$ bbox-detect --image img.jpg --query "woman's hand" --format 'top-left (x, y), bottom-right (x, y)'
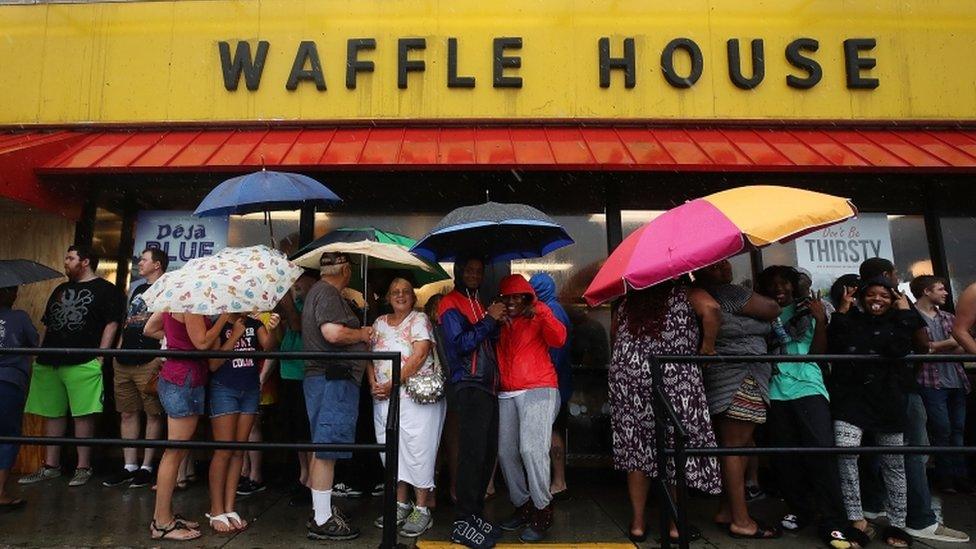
top-left (266, 313), bottom-right (281, 331)
top-left (893, 289), bottom-right (911, 310)
top-left (838, 286), bottom-right (857, 313)
top-left (371, 380), bottom-right (392, 401)
top-left (809, 291), bottom-right (828, 323)
top-left (230, 317), bottom-right (247, 339)
top-left (699, 343), bottom-right (716, 356)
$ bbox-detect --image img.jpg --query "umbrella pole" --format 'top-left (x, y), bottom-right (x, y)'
top-left (362, 254), bottom-right (369, 325)
top-left (265, 211), bottom-right (277, 249)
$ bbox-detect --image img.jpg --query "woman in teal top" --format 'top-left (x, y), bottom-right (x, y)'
top-left (757, 266), bottom-right (853, 549)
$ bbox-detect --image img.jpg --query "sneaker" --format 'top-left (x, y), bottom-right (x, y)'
top-left (501, 502), bottom-right (533, 531)
top-left (519, 525), bottom-right (547, 543)
top-left (862, 510), bottom-right (887, 521)
top-left (68, 468), bottom-right (93, 487)
top-left (332, 482), bottom-right (363, 498)
top-left (400, 507), bottom-right (433, 537)
top-left (237, 478), bottom-right (266, 496)
top-left (289, 485), bottom-right (312, 507)
top-left (307, 505), bottom-right (360, 541)
top-left (129, 468), bottom-right (153, 488)
top-left (374, 502), bottom-right (412, 529)
top-left (18, 465), bottom-right (61, 485)
top-left (371, 482), bottom-right (385, 496)
top-left (904, 523), bottom-right (970, 543)
top-left (102, 468), bottom-right (135, 487)
top-left (745, 484), bottom-right (766, 502)
top-left (451, 517), bottom-right (495, 549)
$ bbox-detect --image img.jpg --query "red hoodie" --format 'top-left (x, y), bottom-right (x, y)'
top-left (496, 275), bottom-right (567, 392)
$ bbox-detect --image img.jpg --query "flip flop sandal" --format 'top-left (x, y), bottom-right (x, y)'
top-left (825, 529), bottom-right (855, 549)
top-left (225, 511), bottom-right (248, 531)
top-left (0, 498), bottom-right (26, 512)
top-left (846, 524), bottom-right (874, 548)
top-left (728, 520), bottom-right (783, 539)
top-left (150, 519), bottom-right (202, 541)
top-left (661, 525), bottom-right (702, 544)
top-left (173, 514), bottom-right (200, 530)
top-left (628, 527), bottom-right (647, 543)
top-left (781, 513), bottom-right (808, 532)
top-left (206, 513), bottom-right (235, 535)
top-left (881, 526), bottom-right (912, 548)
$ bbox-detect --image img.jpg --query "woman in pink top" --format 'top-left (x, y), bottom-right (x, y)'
top-left (144, 311), bottom-right (227, 541)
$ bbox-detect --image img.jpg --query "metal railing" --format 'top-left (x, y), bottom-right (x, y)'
top-left (650, 353), bottom-right (976, 549)
top-left (0, 347), bottom-right (403, 549)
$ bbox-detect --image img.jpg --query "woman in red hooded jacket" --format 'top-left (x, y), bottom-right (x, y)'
top-left (494, 274), bottom-right (567, 543)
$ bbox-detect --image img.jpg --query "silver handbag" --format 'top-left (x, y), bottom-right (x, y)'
top-left (404, 368), bottom-right (445, 404)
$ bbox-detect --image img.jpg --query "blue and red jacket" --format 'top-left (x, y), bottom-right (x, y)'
top-left (437, 287), bottom-right (499, 394)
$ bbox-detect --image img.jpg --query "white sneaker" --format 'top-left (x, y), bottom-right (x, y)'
top-left (332, 483), bottom-right (363, 498)
top-left (904, 523), bottom-right (970, 543)
top-left (18, 465), bottom-right (61, 484)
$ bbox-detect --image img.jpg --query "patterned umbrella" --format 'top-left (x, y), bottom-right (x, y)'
top-left (143, 245), bottom-right (303, 314)
top-left (584, 185), bottom-right (858, 306)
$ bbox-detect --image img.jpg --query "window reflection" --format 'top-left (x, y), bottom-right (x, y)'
top-left (940, 217), bottom-right (976, 300)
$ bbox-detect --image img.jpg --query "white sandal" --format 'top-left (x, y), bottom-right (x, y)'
top-left (206, 512), bottom-right (234, 534)
top-left (225, 511), bottom-right (248, 531)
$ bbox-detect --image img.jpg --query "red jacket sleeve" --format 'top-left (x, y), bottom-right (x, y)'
top-left (535, 302), bottom-right (567, 349)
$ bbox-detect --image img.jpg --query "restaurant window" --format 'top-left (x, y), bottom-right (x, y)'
top-left (622, 210), bottom-right (754, 286)
top-left (940, 216), bottom-right (976, 300)
top-left (761, 214), bottom-right (931, 296)
top-left (93, 207), bottom-right (122, 285)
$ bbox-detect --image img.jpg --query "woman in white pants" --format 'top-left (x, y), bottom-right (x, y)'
top-left (369, 278), bottom-right (446, 538)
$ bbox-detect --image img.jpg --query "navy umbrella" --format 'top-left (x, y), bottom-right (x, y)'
top-left (410, 202), bottom-right (574, 263)
top-left (194, 169), bottom-right (342, 246)
top-left (0, 259), bottom-right (63, 287)
top-left (194, 169), bottom-right (341, 217)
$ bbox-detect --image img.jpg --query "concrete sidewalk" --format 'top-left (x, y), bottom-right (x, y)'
top-left (1, 469), bottom-right (973, 548)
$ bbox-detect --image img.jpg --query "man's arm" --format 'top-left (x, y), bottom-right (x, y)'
top-left (321, 322), bottom-right (371, 345)
top-left (952, 284), bottom-right (976, 354)
top-left (100, 322), bottom-right (119, 350)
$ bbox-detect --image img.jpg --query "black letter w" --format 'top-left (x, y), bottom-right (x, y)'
top-left (218, 41), bottom-right (269, 91)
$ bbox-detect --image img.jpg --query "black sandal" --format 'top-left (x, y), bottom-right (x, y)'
top-left (150, 519), bottom-right (201, 541)
top-left (781, 513), bottom-right (808, 532)
top-left (881, 526), bottom-right (912, 548)
top-left (728, 520), bottom-right (782, 539)
top-left (662, 525), bottom-right (702, 544)
top-left (823, 528), bottom-right (855, 549)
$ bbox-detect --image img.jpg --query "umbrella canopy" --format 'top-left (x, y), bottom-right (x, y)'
top-left (410, 201), bottom-right (574, 263)
top-left (583, 186), bottom-right (858, 306)
top-left (0, 259), bottom-right (63, 287)
top-left (291, 227), bottom-right (450, 288)
top-left (194, 169), bottom-right (342, 217)
top-left (143, 245), bottom-right (303, 314)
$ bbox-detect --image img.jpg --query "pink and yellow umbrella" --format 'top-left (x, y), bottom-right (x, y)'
top-left (584, 186), bottom-right (857, 306)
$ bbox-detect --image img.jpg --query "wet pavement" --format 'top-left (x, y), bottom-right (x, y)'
top-left (1, 468), bottom-right (974, 548)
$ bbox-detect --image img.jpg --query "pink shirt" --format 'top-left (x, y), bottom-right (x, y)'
top-left (160, 313), bottom-right (210, 387)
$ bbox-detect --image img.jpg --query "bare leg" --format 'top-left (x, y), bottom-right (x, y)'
top-left (43, 416), bottom-right (67, 468)
top-left (714, 416), bottom-right (759, 536)
top-left (208, 413), bottom-right (237, 532)
top-left (309, 456), bottom-right (336, 491)
top-left (120, 411), bottom-right (141, 466)
top-left (246, 421), bottom-right (262, 483)
top-left (299, 451), bottom-right (310, 485)
top-left (225, 413), bottom-right (256, 530)
top-left (73, 415), bottom-right (97, 469)
top-left (550, 429), bottom-right (567, 494)
top-left (0, 469), bottom-right (20, 504)
top-left (153, 415), bottom-right (200, 527)
top-left (398, 481), bottom-right (411, 505)
top-left (627, 471), bottom-right (650, 537)
top-left (414, 484), bottom-right (431, 508)
top-left (143, 414), bottom-right (164, 467)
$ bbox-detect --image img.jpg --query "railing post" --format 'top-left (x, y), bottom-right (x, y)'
top-left (651, 354), bottom-right (671, 549)
top-left (674, 426), bottom-right (690, 549)
top-left (379, 353), bottom-right (402, 549)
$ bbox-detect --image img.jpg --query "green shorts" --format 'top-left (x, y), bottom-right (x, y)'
top-left (24, 359), bottom-right (104, 418)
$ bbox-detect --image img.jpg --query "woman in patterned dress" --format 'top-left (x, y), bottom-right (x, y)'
top-left (609, 279), bottom-right (723, 543)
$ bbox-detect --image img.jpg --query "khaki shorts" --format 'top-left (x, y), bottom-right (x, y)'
top-left (114, 359), bottom-right (163, 415)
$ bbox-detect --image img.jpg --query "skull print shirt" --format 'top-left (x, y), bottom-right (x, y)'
top-left (40, 278), bottom-right (125, 366)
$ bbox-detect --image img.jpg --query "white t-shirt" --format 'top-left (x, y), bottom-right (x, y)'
top-left (371, 311), bottom-right (435, 384)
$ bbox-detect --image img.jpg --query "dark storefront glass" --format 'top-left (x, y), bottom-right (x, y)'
top-left (941, 216), bottom-right (976, 300)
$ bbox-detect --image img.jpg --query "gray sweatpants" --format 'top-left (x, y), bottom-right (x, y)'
top-left (498, 387), bottom-right (561, 510)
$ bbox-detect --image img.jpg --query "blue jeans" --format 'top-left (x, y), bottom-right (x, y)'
top-left (919, 386), bottom-right (968, 482)
top-left (208, 380), bottom-right (260, 418)
top-left (157, 376), bottom-right (206, 418)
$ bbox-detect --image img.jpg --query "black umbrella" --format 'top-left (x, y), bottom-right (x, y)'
top-left (410, 201), bottom-right (574, 263)
top-left (0, 259), bottom-right (63, 287)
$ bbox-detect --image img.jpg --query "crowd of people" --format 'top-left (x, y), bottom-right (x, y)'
top-left (611, 257), bottom-right (976, 548)
top-left (1, 244), bottom-right (976, 549)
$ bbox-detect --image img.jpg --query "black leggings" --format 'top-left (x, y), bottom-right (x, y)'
top-left (454, 387), bottom-right (499, 519)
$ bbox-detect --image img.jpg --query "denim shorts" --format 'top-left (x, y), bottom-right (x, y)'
top-left (208, 380), bottom-right (260, 418)
top-left (303, 375), bottom-right (359, 460)
top-left (157, 376), bottom-right (206, 418)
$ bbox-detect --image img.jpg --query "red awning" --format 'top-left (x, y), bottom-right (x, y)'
top-left (0, 130), bottom-right (90, 218)
top-left (21, 126), bottom-right (976, 173)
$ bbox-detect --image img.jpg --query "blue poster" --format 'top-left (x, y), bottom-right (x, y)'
top-left (132, 210), bottom-right (229, 275)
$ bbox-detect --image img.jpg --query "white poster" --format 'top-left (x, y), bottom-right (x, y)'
top-left (795, 213), bottom-right (893, 292)
top-left (132, 211), bottom-right (229, 276)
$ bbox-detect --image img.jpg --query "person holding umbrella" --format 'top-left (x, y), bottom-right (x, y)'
top-left (0, 284), bottom-right (39, 511)
top-left (438, 255), bottom-right (507, 549)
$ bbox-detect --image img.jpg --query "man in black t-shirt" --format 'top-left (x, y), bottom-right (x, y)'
top-left (20, 245), bottom-right (124, 488)
top-left (103, 248), bottom-right (168, 489)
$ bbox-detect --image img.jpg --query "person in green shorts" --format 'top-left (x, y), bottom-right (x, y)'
top-left (19, 245), bottom-right (125, 488)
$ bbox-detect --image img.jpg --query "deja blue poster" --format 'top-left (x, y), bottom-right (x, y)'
top-left (132, 210), bottom-right (229, 275)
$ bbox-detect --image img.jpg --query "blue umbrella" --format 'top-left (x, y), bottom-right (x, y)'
top-left (410, 201), bottom-right (574, 263)
top-left (194, 169), bottom-right (341, 217)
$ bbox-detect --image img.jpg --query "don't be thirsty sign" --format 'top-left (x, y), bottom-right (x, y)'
top-left (795, 213), bottom-right (894, 292)
top-left (132, 211), bottom-right (229, 275)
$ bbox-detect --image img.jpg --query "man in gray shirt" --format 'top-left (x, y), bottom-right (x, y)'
top-left (302, 252), bottom-right (373, 541)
